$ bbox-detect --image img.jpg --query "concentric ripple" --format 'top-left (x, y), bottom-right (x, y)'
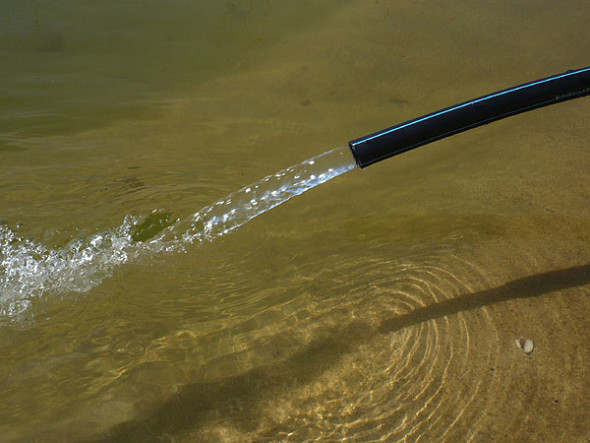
top-left (197, 243), bottom-right (586, 443)
top-left (252, 251), bottom-right (496, 443)
top-left (71, 247), bottom-right (498, 442)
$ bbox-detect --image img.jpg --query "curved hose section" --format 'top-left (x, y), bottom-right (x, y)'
top-left (349, 66), bottom-right (590, 168)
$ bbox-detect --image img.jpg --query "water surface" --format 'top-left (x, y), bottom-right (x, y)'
top-left (1, 0), bottom-right (589, 441)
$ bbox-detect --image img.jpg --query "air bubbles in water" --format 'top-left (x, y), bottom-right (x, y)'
top-left (0, 147), bottom-right (356, 318)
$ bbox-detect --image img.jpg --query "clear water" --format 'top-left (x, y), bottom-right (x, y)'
top-left (1, 1), bottom-right (589, 442)
top-left (1, 148), bottom-right (354, 318)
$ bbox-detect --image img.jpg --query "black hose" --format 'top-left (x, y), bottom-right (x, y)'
top-left (349, 66), bottom-right (590, 168)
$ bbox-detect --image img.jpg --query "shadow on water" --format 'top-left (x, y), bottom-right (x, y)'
top-left (88, 263), bottom-right (590, 442)
top-left (379, 263), bottom-right (590, 334)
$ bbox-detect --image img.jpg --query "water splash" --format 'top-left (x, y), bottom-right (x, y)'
top-left (0, 147), bottom-right (355, 318)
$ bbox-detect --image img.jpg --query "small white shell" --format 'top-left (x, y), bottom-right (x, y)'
top-left (515, 338), bottom-right (534, 354)
top-left (523, 339), bottom-right (534, 354)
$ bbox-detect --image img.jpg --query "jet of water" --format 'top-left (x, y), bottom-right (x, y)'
top-left (178, 146), bottom-right (355, 243)
top-left (0, 147), bottom-right (356, 318)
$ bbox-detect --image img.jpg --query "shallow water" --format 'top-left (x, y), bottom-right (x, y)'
top-left (1, 0), bottom-right (589, 441)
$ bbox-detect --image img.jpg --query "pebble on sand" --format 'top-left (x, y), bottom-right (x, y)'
top-left (515, 338), bottom-right (534, 354)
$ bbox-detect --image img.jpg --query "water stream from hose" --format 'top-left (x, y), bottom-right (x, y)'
top-left (0, 147), bottom-right (356, 318)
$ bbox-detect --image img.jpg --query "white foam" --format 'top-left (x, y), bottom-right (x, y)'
top-left (0, 218), bottom-right (138, 317)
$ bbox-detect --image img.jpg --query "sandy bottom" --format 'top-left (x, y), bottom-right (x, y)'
top-left (1, 0), bottom-right (589, 442)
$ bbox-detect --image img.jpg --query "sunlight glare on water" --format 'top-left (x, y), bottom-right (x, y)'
top-left (0, 147), bottom-right (355, 318)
